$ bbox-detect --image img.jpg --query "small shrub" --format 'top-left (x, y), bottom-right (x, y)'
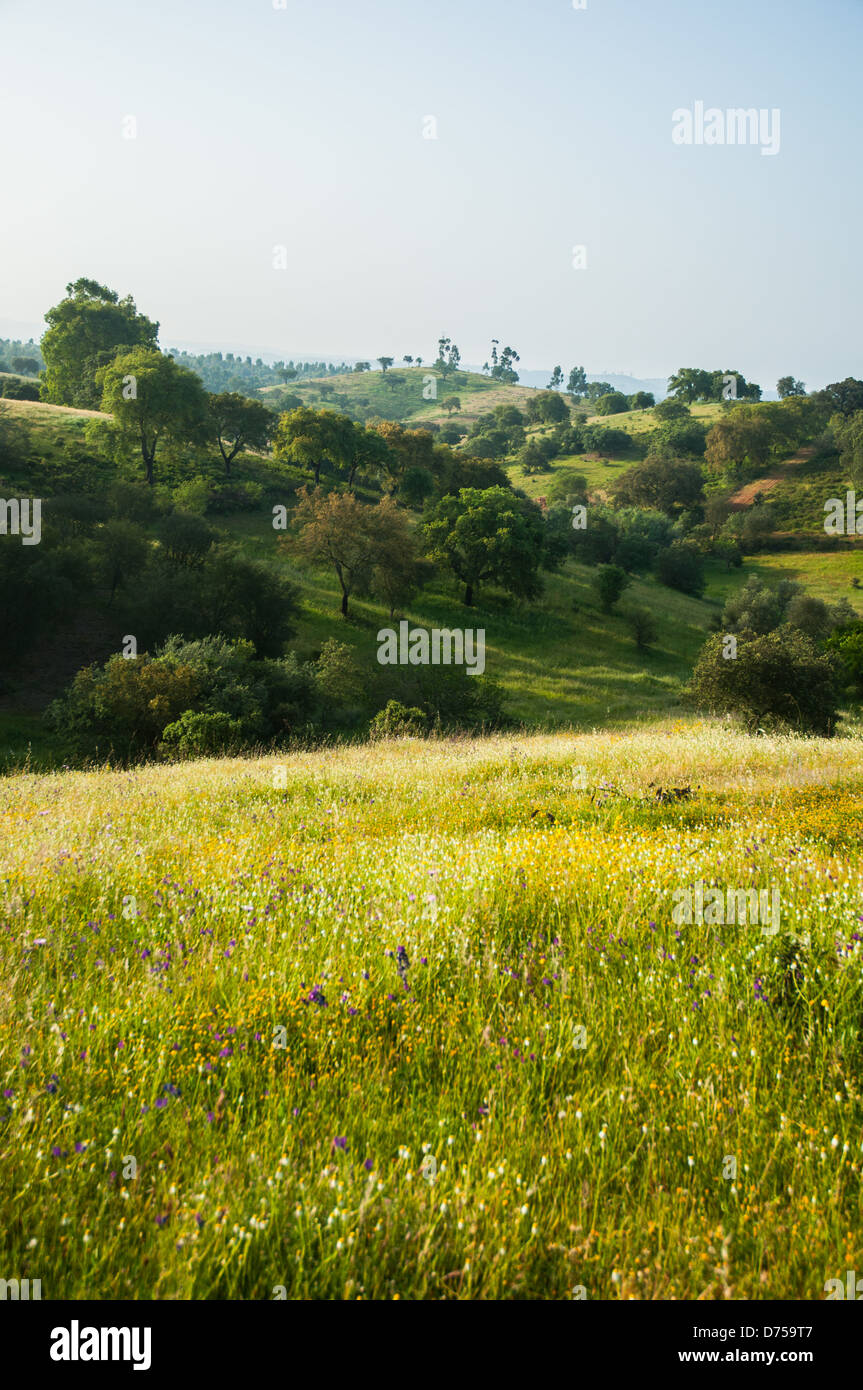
top-left (172, 477), bottom-right (212, 515)
top-left (158, 511), bottom-right (215, 567)
top-left (623, 605), bottom-right (659, 650)
top-left (160, 710), bottom-right (245, 758)
top-left (370, 700), bottom-right (429, 738)
top-left (592, 564), bottom-right (631, 612)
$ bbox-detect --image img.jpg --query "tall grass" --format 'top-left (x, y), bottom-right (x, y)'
top-left (2, 723), bottom-right (862, 1298)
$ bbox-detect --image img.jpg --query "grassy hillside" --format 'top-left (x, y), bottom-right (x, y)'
top-left (0, 397), bottom-right (106, 494)
top-left (225, 507), bottom-right (725, 725)
top-left (3, 726), bottom-right (863, 1298)
top-left (3, 395), bottom-right (862, 773)
top-left (584, 401), bottom-right (725, 433)
top-left (261, 366), bottom-right (542, 427)
top-left (510, 450), bottom-right (632, 496)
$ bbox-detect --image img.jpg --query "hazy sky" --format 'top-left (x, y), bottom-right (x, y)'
top-left (1, 0), bottom-right (860, 386)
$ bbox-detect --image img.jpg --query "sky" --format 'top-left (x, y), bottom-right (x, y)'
top-left (1, 0), bottom-right (861, 388)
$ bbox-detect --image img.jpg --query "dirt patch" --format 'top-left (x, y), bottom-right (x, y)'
top-left (728, 446), bottom-right (816, 510)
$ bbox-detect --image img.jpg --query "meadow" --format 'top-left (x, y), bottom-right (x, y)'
top-left (2, 723), bottom-right (863, 1300)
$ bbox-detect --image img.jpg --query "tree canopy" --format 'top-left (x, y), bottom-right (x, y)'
top-left (97, 347), bottom-right (208, 485)
top-left (290, 487), bottom-right (415, 617)
top-left (208, 393), bottom-right (275, 475)
top-left (42, 278), bottom-right (159, 408)
top-left (423, 486), bottom-right (545, 606)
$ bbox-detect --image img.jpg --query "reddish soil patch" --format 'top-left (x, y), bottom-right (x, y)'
top-left (728, 446), bottom-right (816, 510)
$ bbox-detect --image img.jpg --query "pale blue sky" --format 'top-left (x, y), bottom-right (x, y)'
top-left (1, 0), bottom-right (860, 388)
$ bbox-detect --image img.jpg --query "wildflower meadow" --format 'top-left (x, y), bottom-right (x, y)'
top-left (2, 722), bottom-right (863, 1300)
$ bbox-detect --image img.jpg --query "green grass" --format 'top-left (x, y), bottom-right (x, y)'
top-left (748, 551), bottom-right (863, 604)
top-left (584, 401), bottom-right (725, 434)
top-left (261, 367), bottom-right (538, 428)
top-left (5, 397), bottom-right (861, 745)
top-left (221, 506), bottom-right (737, 726)
top-left (0, 398), bottom-right (109, 493)
top-left (509, 451), bottom-right (637, 498)
top-left (3, 725), bottom-right (863, 1298)
top-left (700, 550), bottom-right (863, 614)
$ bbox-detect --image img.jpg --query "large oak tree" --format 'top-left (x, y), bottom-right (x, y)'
top-left (41, 279), bottom-right (159, 408)
top-left (98, 347), bottom-right (209, 486)
top-left (289, 487), bottom-right (416, 618)
top-left (208, 392), bottom-right (275, 475)
top-left (423, 485), bottom-right (545, 606)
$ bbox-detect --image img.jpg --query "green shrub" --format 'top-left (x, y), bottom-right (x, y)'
top-left (157, 511), bottom-right (215, 566)
top-left (118, 543), bottom-right (299, 656)
top-left (686, 626), bottom-right (840, 734)
top-left (623, 605), bottom-right (659, 649)
top-left (47, 651), bottom-right (201, 756)
top-left (369, 700), bottom-right (429, 738)
top-left (545, 470), bottom-right (588, 506)
top-left (400, 466), bottom-right (436, 509)
top-left (593, 392), bottom-right (629, 416)
top-left (47, 635), bottom-right (322, 760)
top-left (106, 480), bottom-right (162, 525)
top-left (316, 636), bottom-right (366, 711)
top-left (160, 710), bottom-right (245, 757)
top-left (373, 662), bottom-right (507, 732)
top-left (172, 476), bottom-right (212, 515)
top-left (826, 621), bottom-right (863, 694)
top-left (655, 541), bottom-right (705, 596)
top-left (651, 420), bottom-right (707, 457)
top-left (592, 563), bottom-right (631, 611)
top-left (0, 377), bottom-right (40, 400)
top-left (206, 480), bottom-right (264, 513)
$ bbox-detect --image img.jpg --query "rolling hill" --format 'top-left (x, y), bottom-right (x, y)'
top-left (2, 391), bottom-right (863, 771)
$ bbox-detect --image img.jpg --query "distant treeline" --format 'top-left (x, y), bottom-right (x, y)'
top-left (163, 351), bottom-right (354, 394)
top-left (0, 334), bottom-right (354, 397)
top-left (0, 337), bottom-right (44, 375)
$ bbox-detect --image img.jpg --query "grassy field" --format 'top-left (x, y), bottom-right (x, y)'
top-left (509, 450), bottom-right (635, 497)
top-left (584, 401), bottom-right (725, 433)
top-left (260, 366), bottom-right (541, 428)
top-left (705, 550), bottom-right (863, 610)
top-left (2, 724), bottom-right (863, 1299)
top-left (222, 506), bottom-right (727, 727)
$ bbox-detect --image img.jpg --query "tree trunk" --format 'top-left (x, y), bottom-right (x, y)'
top-left (464, 582), bottom-right (474, 605)
top-left (335, 563), bottom-right (349, 617)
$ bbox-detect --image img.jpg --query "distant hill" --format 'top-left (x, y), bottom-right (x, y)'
top-left (478, 367), bottom-right (669, 399)
top-left (259, 366), bottom-right (546, 427)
